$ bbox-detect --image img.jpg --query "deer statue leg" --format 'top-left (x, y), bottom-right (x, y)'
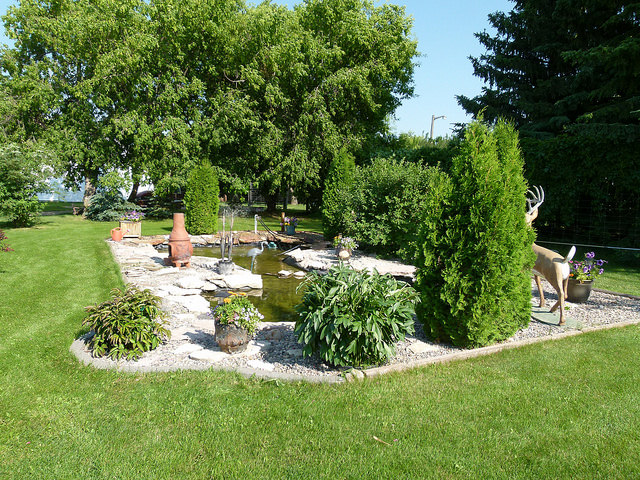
top-left (534, 274), bottom-right (545, 308)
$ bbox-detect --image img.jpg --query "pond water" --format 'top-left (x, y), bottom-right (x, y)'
top-left (193, 245), bottom-right (305, 323)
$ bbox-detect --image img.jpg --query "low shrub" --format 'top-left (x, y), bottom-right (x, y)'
top-left (294, 265), bottom-right (418, 367)
top-left (84, 190), bottom-right (138, 222)
top-left (343, 158), bottom-right (445, 263)
top-left (82, 286), bottom-right (170, 360)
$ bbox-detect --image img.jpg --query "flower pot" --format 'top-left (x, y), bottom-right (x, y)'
top-left (110, 227), bottom-right (123, 242)
top-left (285, 225), bottom-right (296, 235)
top-left (119, 220), bottom-right (142, 238)
top-left (337, 247), bottom-right (352, 260)
top-left (566, 279), bottom-right (594, 303)
top-left (215, 321), bottom-right (249, 354)
top-left (218, 259), bottom-right (234, 275)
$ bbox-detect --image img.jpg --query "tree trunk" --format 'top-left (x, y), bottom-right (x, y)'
top-left (265, 193), bottom-right (277, 212)
top-left (128, 182), bottom-right (139, 202)
top-left (82, 176), bottom-right (97, 209)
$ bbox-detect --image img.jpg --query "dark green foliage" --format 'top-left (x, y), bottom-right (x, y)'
top-left (322, 149), bottom-right (355, 240)
top-left (184, 164), bottom-right (220, 235)
top-left (294, 265), bottom-right (418, 367)
top-left (0, 143), bottom-right (46, 227)
top-left (415, 120), bottom-right (535, 348)
top-left (343, 158), bottom-right (445, 263)
top-left (82, 285), bottom-right (170, 360)
top-left (84, 191), bottom-right (137, 222)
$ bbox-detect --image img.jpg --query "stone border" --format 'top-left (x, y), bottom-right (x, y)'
top-left (70, 318), bottom-right (640, 384)
top-left (356, 318), bottom-right (640, 380)
top-left (69, 334), bottom-right (344, 384)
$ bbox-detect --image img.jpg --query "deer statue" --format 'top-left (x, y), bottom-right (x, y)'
top-left (526, 186), bottom-right (576, 326)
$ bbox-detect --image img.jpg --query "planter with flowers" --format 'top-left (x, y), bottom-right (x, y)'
top-left (567, 251), bottom-right (607, 303)
top-left (333, 234), bottom-right (358, 260)
top-left (212, 293), bottom-right (263, 353)
top-left (282, 216), bottom-right (298, 235)
top-left (120, 210), bottom-right (145, 238)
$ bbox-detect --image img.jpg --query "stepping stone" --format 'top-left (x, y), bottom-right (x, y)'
top-left (191, 319), bottom-right (214, 331)
top-left (408, 340), bottom-right (439, 354)
top-left (531, 306), bottom-right (580, 328)
top-left (177, 277), bottom-right (205, 290)
top-left (166, 295), bottom-right (211, 314)
top-left (174, 344), bottom-right (203, 355)
top-left (293, 271), bottom-right (306, 279)
top-left (286, 348), bottom-right (303, 358)
top-left (170, 326), bottom-right (198, 341)
top-left (247, 359), bottom-right (275, 371)
top-left (278, 270), bottom-right (293, 278)
top-left (190, 349), bottom-right (227, 362)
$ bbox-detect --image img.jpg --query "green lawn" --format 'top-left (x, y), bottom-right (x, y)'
top-left (1, 216), bottom-right (640, 478)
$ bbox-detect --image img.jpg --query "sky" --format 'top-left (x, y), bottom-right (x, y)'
top-left (0, 0), bottom-right (514, 138)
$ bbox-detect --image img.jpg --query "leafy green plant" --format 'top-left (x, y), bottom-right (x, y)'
top-left (82, 286), bottom-right (170, 360)
top-left (294, 265), bottom-right (418, 367)
top-left (84, 190), bottom-right (138, 222)
top-left (184, 164), bottom-right (220, 234)
top-left (211, 294), bottom-right (263, 336)
top-left (0, 230), bottom-right (12, 252)
top-left (415, 119), bottom-right (535, 348)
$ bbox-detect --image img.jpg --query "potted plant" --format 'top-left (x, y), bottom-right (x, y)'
top-left (281, 216), bottom-right (298, 235)
top-left (119, 210), bottom-right (145, 238)
top-left (333, 234), bottom-right (358, 260)
top-left (567, 251), bottom-right (607, 303)
top-left (211, 293), bottom-right (263, 353)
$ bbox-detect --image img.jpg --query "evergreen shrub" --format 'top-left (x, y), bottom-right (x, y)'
top-left (184, 164), bottom-right (220, 234)
top-left (322, 149), bottom-right (355, 240)
top-left (415, 119), bottom-right (535, 347)
top-left (84, 190), bottom-right (137, 221)
top-left (294, 265), bottom-right (418, 367)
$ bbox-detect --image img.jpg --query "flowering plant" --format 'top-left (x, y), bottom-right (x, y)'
top-left (0, 230), bottom-right (12, 252)
top-left (281, 216), bottom-right (298, 227)
top-left (569, 252), bottom-right (607, 283)
top-left (211, 293), bottom-right (262, 336)
top-left (121, 210), bottom-right (145, 222)
top-left (333, 234), bottom-right (358, 251)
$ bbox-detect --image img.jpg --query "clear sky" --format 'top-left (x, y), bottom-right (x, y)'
top-left (0, 0), bottom-right (514, 138)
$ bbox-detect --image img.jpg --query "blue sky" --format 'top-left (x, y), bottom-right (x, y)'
top-left (0, 0), bottom-right (514, 138)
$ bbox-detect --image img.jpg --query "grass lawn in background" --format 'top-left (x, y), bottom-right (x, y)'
top-left (1, 216), bottom-right (639, 478)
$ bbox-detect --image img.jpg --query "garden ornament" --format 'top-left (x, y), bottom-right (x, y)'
top-left (166, 213), bottom-right (193, 269)
top-left (247, 241), bottom-right (269, 272)
top-left (526, 186), bottom-right (576, 325)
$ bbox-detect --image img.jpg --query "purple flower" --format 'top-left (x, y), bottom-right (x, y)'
top-left (585, 252), bottom-right (595, 259)
top-left (583, 266), bottom-right (589, 274)
top-left (599, 269), bottom-right (604, 275)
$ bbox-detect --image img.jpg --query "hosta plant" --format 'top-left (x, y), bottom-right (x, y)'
top-left (83, 286), bottom-right (170, 360)
top-left (294, 265), bottom-right (418, 367)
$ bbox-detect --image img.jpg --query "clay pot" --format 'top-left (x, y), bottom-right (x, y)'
top-left (110, 227), bottom-right (123, 242)
top-left (566, 279), bottom-right (594, 303)
top-left (166, 213), bottom-right (193, 268)
top-left (215, 321), bottom-right (249, 354)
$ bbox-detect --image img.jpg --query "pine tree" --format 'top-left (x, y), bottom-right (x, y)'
top-left (321, 148), bottom-right (356, 241)
top-left (184, 164), bottom-right (220, 235)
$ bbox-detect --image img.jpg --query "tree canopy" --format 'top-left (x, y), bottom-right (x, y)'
top-left (457, 1), bottom-right (640, 137)
top-left (1, 0), bottom-right (418, 207)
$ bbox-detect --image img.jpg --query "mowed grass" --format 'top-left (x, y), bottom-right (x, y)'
top-left (1, 216), bottom-right (640, 478)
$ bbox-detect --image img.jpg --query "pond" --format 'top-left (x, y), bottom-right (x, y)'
top-left (193, 245), bottom-right (306, 323)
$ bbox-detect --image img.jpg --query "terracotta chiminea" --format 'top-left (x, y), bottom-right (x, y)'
top-left (166, 213), bottom-right (193, 268)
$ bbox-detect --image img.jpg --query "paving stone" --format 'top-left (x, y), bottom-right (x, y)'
top-left (170, 326), bottom-right (198, 341)
top-left (408, 340), bottom-right (439, 354)
top-left (189, 349), bottom-right (227, 362)
top-left (223, 272), bottom-right (263, 289)
top-left (174, 344), bottom-right (203, 355)
top-left (286, 348), bottom-right (303, 358)
top-left (278, 270), bottom-right (293, 278)
top-left (166, 295), bottom-right (211, 314)
top-left (191, 319), bottom-right (214, 331)
top-left (177, 277), bottom-right (206, 290)
top-left (247, 359), bottom-right (275, 371)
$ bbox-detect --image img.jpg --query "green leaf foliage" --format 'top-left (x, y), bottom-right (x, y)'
top-left (415, 119), bottom-right (536, 348)
top-left (322, 148), bottom-right (355, 240)
top-left (294, 265), bottom-right (418, 367)
top-left (184, 164), bottom-right (220, 235)
top-left (82, 285), bottom-right (170, 361)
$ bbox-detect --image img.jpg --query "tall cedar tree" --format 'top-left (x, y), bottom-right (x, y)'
top-left (321, 149), bottom-right (355, 240)
top-left (415, 120), bottom-right (535, 348)
top-left (184, 164), bottom-right (219, 235)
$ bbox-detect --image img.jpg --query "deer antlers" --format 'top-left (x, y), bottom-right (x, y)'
top-left (526, 185), bottom-right (545, 215)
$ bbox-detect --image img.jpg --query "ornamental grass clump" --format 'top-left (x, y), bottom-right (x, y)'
top-left (294, 265), bottom-right (418, 367)
top-left (82, 286), bottom-right (170, 360)
top-left (569, 252), bottom-right (607, 283)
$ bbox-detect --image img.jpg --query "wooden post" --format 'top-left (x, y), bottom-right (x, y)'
top-left (280, 212), bottom-right (286, 232)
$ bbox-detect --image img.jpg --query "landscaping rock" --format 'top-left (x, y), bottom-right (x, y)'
top-left (190, 349), bottom-right (227, 362)
top-left (174, 344), bottom-right (204, 355)
top-left (223, 272), bottom-right (263, 289)
top-left (165, 295), bottom-right (211, 314)
top-left (176, 277), bottom-right (206, 290)
top-left (247, 359), bottom-right (276, 371)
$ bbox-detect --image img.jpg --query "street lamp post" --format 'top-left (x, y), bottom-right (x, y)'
top-left (430, 114), bottom-right (446, 139)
